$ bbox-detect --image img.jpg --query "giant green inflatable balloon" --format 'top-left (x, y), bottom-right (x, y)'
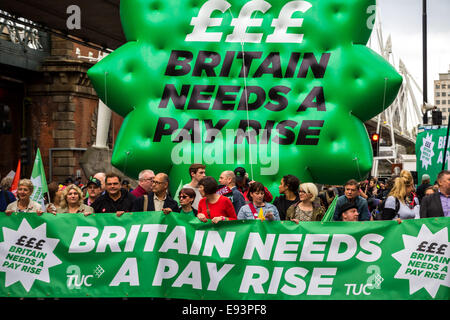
top-left (88, 0), bottom-right (402, 196)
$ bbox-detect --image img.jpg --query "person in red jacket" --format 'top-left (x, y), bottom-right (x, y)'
top-left (197, 176), bottom-right (237, 224)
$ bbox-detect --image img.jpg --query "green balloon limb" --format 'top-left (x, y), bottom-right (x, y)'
top-left (87, 0), bottom-right (402, 196)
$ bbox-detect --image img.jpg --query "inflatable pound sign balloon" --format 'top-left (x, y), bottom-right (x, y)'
top-left (88, 0), bottom-right (402, 196)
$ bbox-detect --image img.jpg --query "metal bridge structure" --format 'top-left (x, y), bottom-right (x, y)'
top-left (366, 8), bottom-right (423, 177)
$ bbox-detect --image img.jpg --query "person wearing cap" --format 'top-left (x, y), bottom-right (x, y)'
top-left (234, 167), bottom-right (273, 202)
top-left (84, 177), bottom-right (102, 206)
top-left (337, 202), bottom-right (360, 222)
top-left (333, 179), bottom-right (370, 221)
top-left (122, 179), bottom-right (133, 192)
top-left (183, 164), bottom-right (206, 210)
top-left (416, 173), bottom-right (432, 203)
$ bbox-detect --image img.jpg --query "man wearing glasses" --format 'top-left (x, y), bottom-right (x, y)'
top-left (132, 173), bottom-right (179, 214)
top-left (131, 169), bottom-right (155, 198)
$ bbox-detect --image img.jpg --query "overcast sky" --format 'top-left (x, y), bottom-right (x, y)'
top-left (373, 0), bottom-right (450, 103)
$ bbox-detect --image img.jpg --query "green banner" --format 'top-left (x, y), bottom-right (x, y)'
top-left (0, 212), bottom-right (449, 300)
top-left (416, 127), bottom-right (450, 184)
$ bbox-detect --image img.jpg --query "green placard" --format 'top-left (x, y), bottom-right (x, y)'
top-left (1, 212), bottom-right (448, 300)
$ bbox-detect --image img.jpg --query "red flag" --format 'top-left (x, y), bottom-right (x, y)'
top-left (9, 159), bottom-right (21, 197)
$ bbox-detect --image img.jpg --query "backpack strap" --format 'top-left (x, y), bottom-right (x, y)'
top-left (248, 203), bottom-right (259, 219)
top-left (143, 195), bottom-right (148, 212)
top-left (205, 201), bottom-right (211, 219)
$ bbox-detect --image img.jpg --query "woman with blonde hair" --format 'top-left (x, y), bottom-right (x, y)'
top-left (5, 179), bottom-right (43, 215)
top-left (287, 183), bottom-right (325, 223)
top-left (381, 171), bottom-right (419, 221)
top-left (56, 184), bottom-right (93, 215)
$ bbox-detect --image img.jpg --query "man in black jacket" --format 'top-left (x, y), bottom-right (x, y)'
top-left (91, 173), bottom-right (136, 216)
top-left (132, 173), bottom-right (179, 213)
top-left (420, 170), bottom-right (450, 218)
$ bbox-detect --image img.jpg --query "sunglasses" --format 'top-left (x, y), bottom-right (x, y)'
top-left (179, 195), bottom-right (190, 199)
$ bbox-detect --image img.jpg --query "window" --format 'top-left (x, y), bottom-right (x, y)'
top-left (436, 100), bottom-right (440, 104)
top-left (443, 84), bottom-right (447, 89)
top-left (436, 84), bottom-right (440, 89)
top-left (443, 92), bottom-right (447, 97)
top-left (443, 100), bottom-right (447, 105)
top-left (437, 92), bottom-right (440, 97)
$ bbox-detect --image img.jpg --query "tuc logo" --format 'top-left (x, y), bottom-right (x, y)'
top-left (66, 264), bottom-right (104, 289)
top-left (186, 0), bottom-right (312, 43)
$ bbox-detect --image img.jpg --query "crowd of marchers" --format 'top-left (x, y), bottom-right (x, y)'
top-left (0, 164), bottom-right (449, 222)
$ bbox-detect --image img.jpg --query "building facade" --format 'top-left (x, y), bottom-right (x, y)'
top-left (434, 67), bottom-right (450, 125)
top-left (0, 13), bottom-right (122, 184)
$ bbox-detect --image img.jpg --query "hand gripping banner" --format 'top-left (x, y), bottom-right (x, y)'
top-left (0, 212), bottom-right (449, 300)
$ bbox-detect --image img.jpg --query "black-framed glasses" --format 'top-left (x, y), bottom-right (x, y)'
top-left (179, 195), bottom-right (189, 199)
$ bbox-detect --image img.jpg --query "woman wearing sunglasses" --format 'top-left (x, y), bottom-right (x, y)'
top-left (178, 188), bottom-right (197, 217)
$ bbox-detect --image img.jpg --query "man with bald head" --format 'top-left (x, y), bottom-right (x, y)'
top-left (132, 172), bottom-right (179, 214)
top-left (218, 170), bottom-right (246, 215)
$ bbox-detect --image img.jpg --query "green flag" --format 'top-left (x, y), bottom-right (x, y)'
top-left (30, 148), bottom-right (48, 211)
top-left (321, 196), bottom-right (338, 222)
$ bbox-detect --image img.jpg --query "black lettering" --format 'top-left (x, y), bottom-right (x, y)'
top-left (296, 120), bottom-right (324, 145)
top-left (25, 237), bottom-right (36, 248)
top-left (15, 236), bottom-right (27, 246)
top-left (34, 239), bottom-right (45, 250)
top-left (261, 120), bottom-right (276, 144)
top-left (297, 86), bottom-right (326, 112)
top-left (237, 51), bottom-right (262, 77)
top-left (254, 52), bottom-right (283, 78)
top-left (219, 51), bottom-right (236, 77)
top-left (158, 84), bottom-right (190, 109)
top-left (192, 51), bottom-right (221, 77)
top-left (436, 244), bottom-right (447, 255)
top-left (285, 52), bottom-right (301, 78)
top-left (297, 52), bottom-right (331, 78)
top-left (165, 50), bottom-right (193, 76)
top-left (173, 119), bottom-right (201, 143)
top-left (153, 117), bottom-right (179, 142)
top-left (237, 86), bottom-right (265, 111)
top-left (187, 85), bottom-right (215, 110)
top-left (235, 120), bottom-right (261, 144)
top-left (426, 242), bottom-right (438, 253)
top-left (417, 241), bottom-right (428, 252)
top-left (212, 85), bottom-right (241, 110)
top-left (204, 119), bottom-right (230, 143)
top-left (264, 86), bottom-right (291, 111)
top-left (273, 120), bottom-right (297, 145)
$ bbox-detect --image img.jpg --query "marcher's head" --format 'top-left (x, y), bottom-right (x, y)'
top-left (179, 188), bottom-right (196, 207)
top-left (152, 173), bottom-right (169, 194)
top-left (189, 164), bottom-right (206, 183)
top-left (248, 182), bottom-right (265, 203)
top-left (424, 186), bottom-right (436, 196)
top-left (339, 202), bottom-right (359, 221)
top-left (389, 175), bottom-right (413, 202)
top-left (17, 179), bottom-right (34, 200)
top-left (198, 176), bottom-right (218, 197)
top-left (138, 169), bottom-right (155, 192)
top-left (61, 184), bottom-right (83, 208)
top-left (86, 177), bottom-right (102, 199)
top-left (437, 170), bottom-right (450, 194)
top-left (299, 183), bottom-right (318, 203)
top-left (105, 173), bottom-right (121, 197)
top-left (279, 175), bottom-right (300, 195)
top-left (93, 172), bottom-right (106, 190)
top-left (421, 174), bottom-right (430, 184)
top-left (344, 179), bottom-right (359, 200)
top-left (234, 167), bottom-right (247, 187)
top-left (219, 171), bottom-right (235, 187)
